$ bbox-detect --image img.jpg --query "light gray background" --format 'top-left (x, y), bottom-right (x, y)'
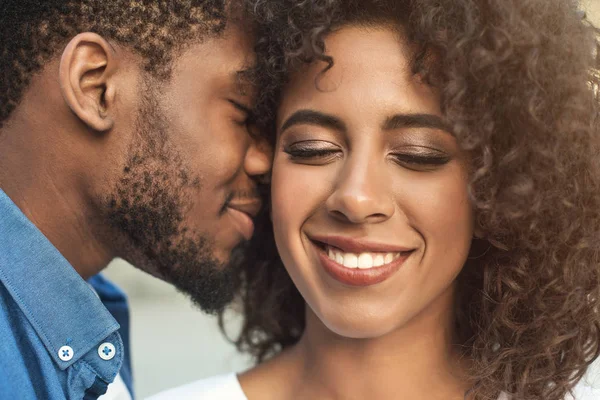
top-left (104, 259), bottom-right (253, 398)
top-left (104, 2), bottom-right (600, 397)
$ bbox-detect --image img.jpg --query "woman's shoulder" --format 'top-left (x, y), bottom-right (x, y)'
top-left (146, 373), bottom-right (247, 400)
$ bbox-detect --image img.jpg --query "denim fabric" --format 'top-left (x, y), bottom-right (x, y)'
top-left (0, 189), bottom-right (133, 399)
top-left (88, 274), bottom-right (134, 398)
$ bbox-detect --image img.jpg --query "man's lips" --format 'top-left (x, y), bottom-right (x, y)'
top-left (227, 199), bottom-right (262, 218)
top-left (226, 199), bottom-right (262, 241)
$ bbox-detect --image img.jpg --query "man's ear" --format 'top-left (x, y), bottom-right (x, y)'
top-left (59, 32), bottom-right (118, 132)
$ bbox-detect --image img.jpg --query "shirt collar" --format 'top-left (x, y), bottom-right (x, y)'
top-left (0, 189), bottom-right (120, 369)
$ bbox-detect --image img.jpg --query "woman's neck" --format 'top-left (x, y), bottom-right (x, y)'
top-left (272, 290), bottom-right (471, 400)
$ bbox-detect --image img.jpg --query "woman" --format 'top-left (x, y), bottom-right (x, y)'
top-left (150, 0), bottom-right (600, 399)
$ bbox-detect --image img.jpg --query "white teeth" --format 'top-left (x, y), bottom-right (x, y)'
top-left (357, 253), bottom-right (373, 269)
top-left (343, 253), bottom-right (358, 268)
top-left (324, 246), bottom-right (403, 269)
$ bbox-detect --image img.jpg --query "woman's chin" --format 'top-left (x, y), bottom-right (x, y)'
top-left (318, 311), bottom-right (403, 340)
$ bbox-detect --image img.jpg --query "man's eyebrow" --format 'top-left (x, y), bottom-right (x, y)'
top-left (232, 68), bottom-right (254, 97)
top-left (383, 113), bottom-right (453, 134)
top-left (280, 109), bottom-right (347, 133)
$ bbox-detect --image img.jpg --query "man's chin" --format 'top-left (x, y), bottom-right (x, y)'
top-left (211, 250), bottom-right (232, 265)
top-left (162, 247), bottom-right (242, 314)
top-left (162, 266), bottom-right (236, 314)
top-left (124, 244), bottom-right (241, 314)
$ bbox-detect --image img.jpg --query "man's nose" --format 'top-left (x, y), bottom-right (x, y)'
top-left (244, 135), bottom-right (273, 179)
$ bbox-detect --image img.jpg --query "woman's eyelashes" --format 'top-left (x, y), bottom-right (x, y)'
top-left (283, 141), bottom-right (342, 164)
top-left (390, 147), bottom-right (451, 170)
top-left (282, 140), bottom-right (451, 169)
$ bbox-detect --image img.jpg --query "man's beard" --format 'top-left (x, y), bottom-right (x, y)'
top-left (104, 87), bottom-right (240, 314)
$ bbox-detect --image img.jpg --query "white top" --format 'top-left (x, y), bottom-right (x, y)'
top-left (146, 372), bottom-right (600, 400)
top-left (147, 374), bottom-right (247, 400)
top-left (147, 373), bottom-right (510, 400)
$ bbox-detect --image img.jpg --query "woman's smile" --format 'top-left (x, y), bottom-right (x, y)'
top-left (306, 235), bottom-right (416, 286)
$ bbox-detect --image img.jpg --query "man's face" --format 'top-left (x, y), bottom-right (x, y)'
top-left (106, 23), bottom-right (271, 313)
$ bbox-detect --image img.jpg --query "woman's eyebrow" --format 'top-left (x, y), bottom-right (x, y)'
top-left (280, 109), bottom-right (453, 135)
top-left (383, 113), bottom-right (453, 134)
top-left (280, 109), bottom-right (347, 133)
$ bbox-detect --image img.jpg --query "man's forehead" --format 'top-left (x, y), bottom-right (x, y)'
top-left (212, 21), bottom-right (256, 73)
top-left (166, 21), bottom-right (256, 91)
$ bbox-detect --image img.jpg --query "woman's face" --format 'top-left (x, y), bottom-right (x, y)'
top-left (272, 25), bottom-right (474, 338)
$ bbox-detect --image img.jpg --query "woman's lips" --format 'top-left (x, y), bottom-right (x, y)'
top-left (310, 234), bottom-right (413, 253)
top-left (311, 240), bottom-right (413, 287)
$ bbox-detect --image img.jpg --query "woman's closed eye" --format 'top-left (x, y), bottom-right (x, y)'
top-left (283, 140), bottom-right (451, 169)
top-left (283, 141), bottom-right (342, 164)
top-left (390, 146), bottom-right (451, 171)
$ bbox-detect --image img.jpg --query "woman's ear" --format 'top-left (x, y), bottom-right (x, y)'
top-left (59, 32), bottom-right (118, 132)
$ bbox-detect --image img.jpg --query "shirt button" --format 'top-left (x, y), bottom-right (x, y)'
top-left (98, 342), bottom-right (116, 360)
top-left (58, 345), bottom-right (74, 362)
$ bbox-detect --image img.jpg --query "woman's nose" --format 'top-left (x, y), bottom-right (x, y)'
top-left (325, 156), bottom-right (395, 224)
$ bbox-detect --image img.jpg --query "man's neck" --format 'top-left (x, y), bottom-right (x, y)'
top-left (0, 134), bottom-right (113, 280)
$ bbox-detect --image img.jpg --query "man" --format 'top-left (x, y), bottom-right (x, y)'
top-left (0, 1), bottom-right (271, 399)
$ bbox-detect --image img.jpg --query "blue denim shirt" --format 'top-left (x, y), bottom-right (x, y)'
top-left (0, 189), bottom-right (133, 399)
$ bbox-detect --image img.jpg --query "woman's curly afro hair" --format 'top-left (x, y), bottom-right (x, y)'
top-left (220, 1), bottom-right (600, 399)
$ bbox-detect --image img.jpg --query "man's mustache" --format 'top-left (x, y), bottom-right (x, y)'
top-left (230, 189), bottom-right (261, 200)
top-left (219, 186), bottom-right (266, 216)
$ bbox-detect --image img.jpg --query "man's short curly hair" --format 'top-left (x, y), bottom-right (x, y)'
top-left (222, 1), bottom-right (600, 399)
top-left (0, 0), bottom-right (232, 128)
